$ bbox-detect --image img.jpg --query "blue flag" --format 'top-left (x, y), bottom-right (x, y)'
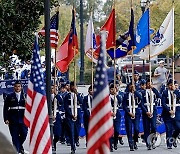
top-left (133, 9), bottom-right (150, 54)
top-left (112, 8), bottom-right (135, 59)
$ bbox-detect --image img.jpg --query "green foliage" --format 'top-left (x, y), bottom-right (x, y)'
top-left (0, 0), bottom-right (56, 66)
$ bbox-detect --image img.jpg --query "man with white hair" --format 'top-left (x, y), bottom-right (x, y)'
top-left (154, 60), bottom-right (169, 91)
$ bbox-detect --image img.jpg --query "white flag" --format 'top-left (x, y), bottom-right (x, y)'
top-left (85, 14), bottom-right (97, 63)
top-left (139, 8), bottom-right (174, 59)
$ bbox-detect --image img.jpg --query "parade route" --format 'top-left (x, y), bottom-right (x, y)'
top-left (0, 86), bottom-right (180, 154)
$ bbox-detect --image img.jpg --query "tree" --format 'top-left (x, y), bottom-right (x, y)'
top-left (0, 0), bottom-right (55, 66)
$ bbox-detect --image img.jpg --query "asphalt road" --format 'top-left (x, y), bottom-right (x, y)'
top-left (0, 85), bottom-right (180, 154)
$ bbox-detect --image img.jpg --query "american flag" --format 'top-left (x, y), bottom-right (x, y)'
top-left (87, 31), bottom-right (113, 154)
top-left (39, 12), bottom-right (59, 48)
top-left (24, 36), bottom-right (52, 154)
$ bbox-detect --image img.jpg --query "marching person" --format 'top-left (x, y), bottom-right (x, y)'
top-left (51, 85), bottom-right (64, 152)
top-left (64, 81), bottom-right (83, 154)
top-left (139, 79), bottom-right (161, 150)
top-left (82, 85), bottom-right (93, 146)
top-left (3, 80), bottom-right (28, 154)
top-left (109, 84), bottom-right (122, 152)
top-left (162, 79), bottom-right (180, 149)
top-left (125, 70), bottom-right (141, 92)
top-left (122, 82), bottom-right (143, 151)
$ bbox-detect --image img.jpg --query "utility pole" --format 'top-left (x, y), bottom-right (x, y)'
top-left (44, 0), bottom-right (53, 146)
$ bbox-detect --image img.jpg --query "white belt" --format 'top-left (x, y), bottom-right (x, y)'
top-left (68, 105), bottom-right (80, 108)
top-left (167, 104), bottom-right (180, 107)
top-left (144, 103), bottom-right (155, 106)
top-left (127, 105), bottom-right (138, 108)
top-left (9, 106), bottom-right (25, 110)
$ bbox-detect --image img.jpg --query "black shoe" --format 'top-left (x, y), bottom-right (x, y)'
top-left (134, 143), bottom-right (138, 150)
top-left (167, 146), bottom-right (172, 149)
top-left (114, 144), bottom-right (117, 150)
top-left (71, 150), bottom-right (75, 154)
top-left (130, 148), bottom-right (134, 151)
top-left (119, 138), bottom-right (124, 145)
top-left (76, 142), bottom-right (80, 147)
top-left (147, 145), bottom-right (151, 150)
top-left (110, 147), bottom-right (113, 152)
top-left (173, 142), bottom-right (177, 148)
top-left (130, 144), bottom-right (134, 151)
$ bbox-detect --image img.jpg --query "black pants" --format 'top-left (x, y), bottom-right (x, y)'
top-left (9, 123), bottom-right (28, 153)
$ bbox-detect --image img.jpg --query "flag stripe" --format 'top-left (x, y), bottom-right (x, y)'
top-left (30, 94), bottom-right (46, 143)
top-left (88, 124), bottom-right (113, 153)
top-left (32, 115), bottom-right (49, 154)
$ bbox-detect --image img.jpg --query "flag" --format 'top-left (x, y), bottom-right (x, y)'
top-left (114, 8), bottom-right (135, 58)
top-left (39, 12), bottom-right (59, 48)
top-left (56, 9), bottom-right (78, 73)
top-left (85, 14), bottom-right (97, 63)
top-left (87, 31), bottom-right (113, 154)
top-left (139, 9), bottom-right (174, 59)
top-left (94, 9), bottom-right (115, 60)
top-left (133, 8), bottom-right (150, 54)
top-left (24, 36), bottom-right (52, 154)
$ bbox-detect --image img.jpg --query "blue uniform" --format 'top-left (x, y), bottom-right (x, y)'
top-left (140, 87), bottom-right (161, 147)
top-left (125, 81), bottom-right (141, 92)
top-left (3, 92), bottom-right (28, 153)
top-left (109, 94), bottom-right (122, 150)
top-left (52, 94), bottom-right (64, 151)
top-left (162, 89), bottom-right (180, 148)
top-left (122, 91), bottom-right (143, 150)
top-left (64, 92), bottom-right (83, 152)
top-left (82, 94), bottom-right (92, 144)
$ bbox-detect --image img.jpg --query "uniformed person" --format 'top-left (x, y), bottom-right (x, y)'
top-left (139, 79), bottom-right (161, 150)
top-left (162, 79), bottom-right (180, 149)
top-left (51, 85), bottom-right (64, 152)
top-left (122, 82), bottom-right (143, 151)
top-left (64, 81), bottom-right (83, 154)
top-left (3, 80), bottom-right (28, 154)
top-left (82, 85), bottom-right (93, 146)
top-left (109, 84), bottom-right (122, 152)
top-left (125, 70), bottom-right (141, 92)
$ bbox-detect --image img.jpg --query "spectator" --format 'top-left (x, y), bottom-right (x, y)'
top-left (154, 60), bottom-right (169, 91)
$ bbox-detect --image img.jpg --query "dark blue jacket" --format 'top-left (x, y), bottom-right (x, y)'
top-left (140, 88), bottom-right (161, 114)
top-left (122, 91), bottom-right (143, 116)
top-left (110, 94), bottom-right (122, 120)
top-left (162, 89), bottom-right (180, 120)
top-left (82, 95), bottom-right (92, 119)
top-left (64, 92), bottom-right (83, 120)
top-left (3, 92), bottom-right (26, 124)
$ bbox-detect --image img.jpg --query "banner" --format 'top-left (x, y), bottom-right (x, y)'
top-left (79, 107), bottom-right (165, 137)
top-left (0, 79), bottom-right (28, 95)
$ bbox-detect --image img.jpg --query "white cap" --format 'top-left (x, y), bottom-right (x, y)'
top-left (158, 60), bottom-right (164, 64)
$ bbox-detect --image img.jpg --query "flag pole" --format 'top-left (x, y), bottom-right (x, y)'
top-left (113, 0), bottom-right (117, 115)
top-left (113, 0), bottom-right (116, 86)
top-left (147, 2), bottom-right (153, 117)
top-left (131, 0), bottom-right (135, 86)
top-left (73, 7), bottom-right (77, 87)
top-left (90, 10), bottom-right (94, 90)
top-left (172, 0), bottom-right (175, 85)
top-left (54, 6), bottom-right (59, 94)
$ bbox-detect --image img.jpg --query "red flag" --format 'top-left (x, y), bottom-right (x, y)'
top-left (56, 9), bottom-right (78, 73)
top-left (94, 9), bottom-right (115, 60)
top-left (24, 36), bottom-right (52, 154)
top-left (87, 32), bottom-right (113, 154)
top-left (39, 12), bottom-right (59, 48)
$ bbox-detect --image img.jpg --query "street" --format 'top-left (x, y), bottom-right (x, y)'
top-left (0, 85), bottom-right (180, 154)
